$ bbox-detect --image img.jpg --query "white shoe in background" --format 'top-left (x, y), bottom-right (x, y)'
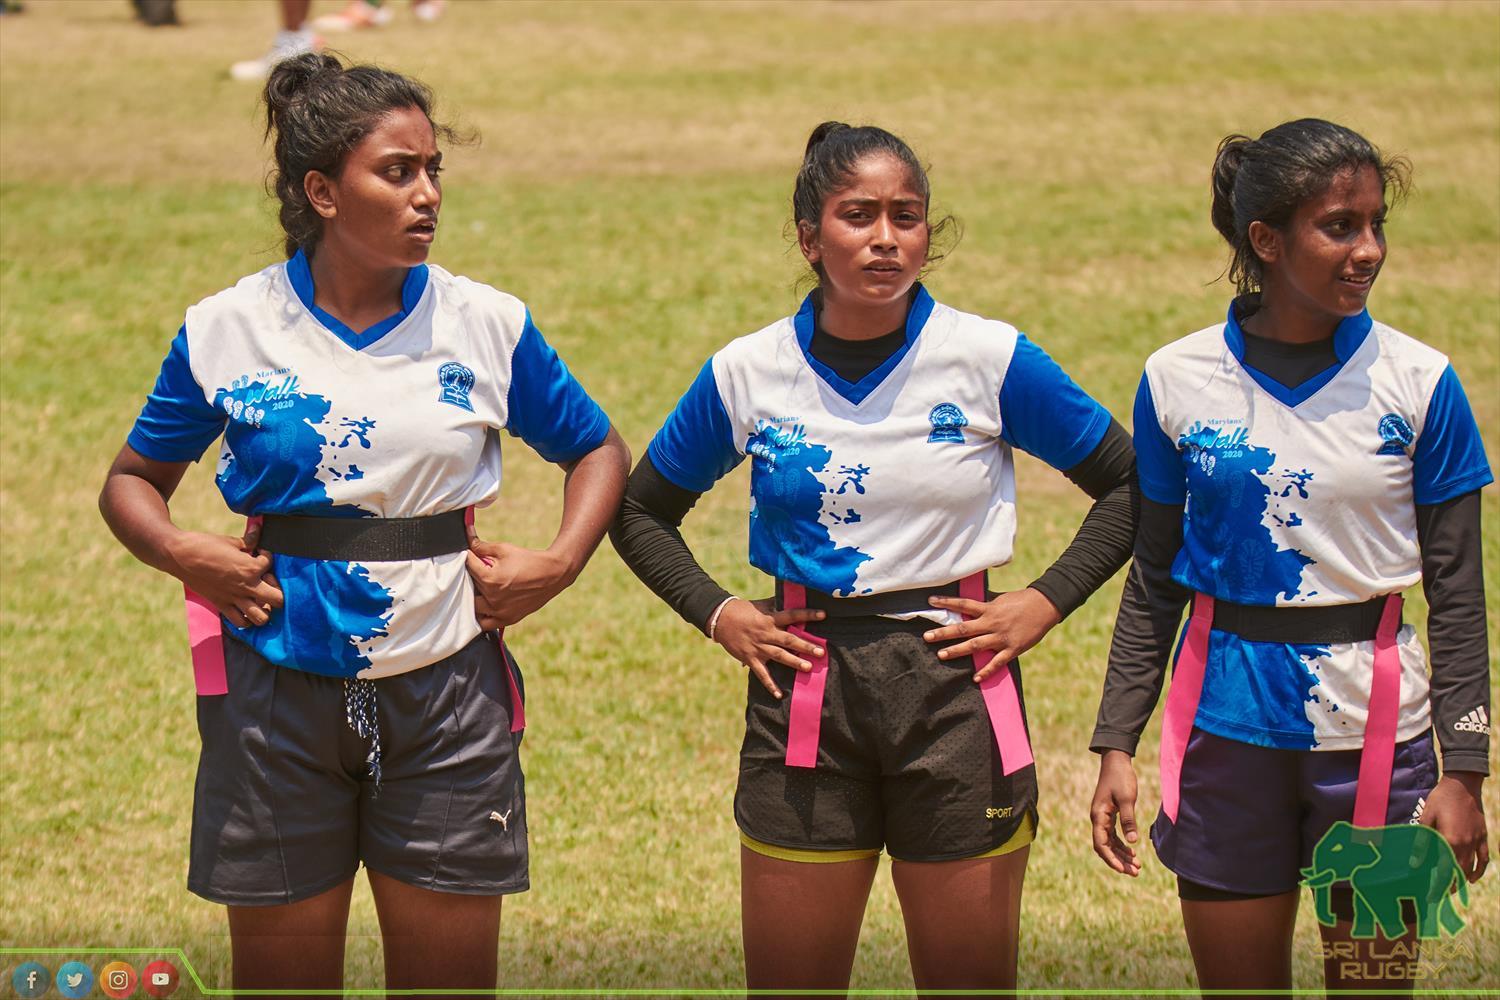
top-left (412, 0), bottom-right (445, 23)
top-left (229, 28), bottom-right (321, 82)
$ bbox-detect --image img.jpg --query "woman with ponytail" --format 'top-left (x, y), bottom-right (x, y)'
top-left (100, 53), bottom-right (628, 994)
top-left (612, 122), bottom-right (1136, 990)
top-left (1089, 119), bottom-right (1490, 992)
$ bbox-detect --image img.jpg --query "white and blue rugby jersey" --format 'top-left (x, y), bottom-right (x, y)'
top-left (128, 251), bottom-right (609, 680)
top-left (647, 287), bottom-right (1112, 601)
top-left (1138, 304), bottom-right (1493, 750)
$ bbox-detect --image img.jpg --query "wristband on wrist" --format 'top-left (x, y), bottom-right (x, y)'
top-left (706, 596), bottom-right (737, 641)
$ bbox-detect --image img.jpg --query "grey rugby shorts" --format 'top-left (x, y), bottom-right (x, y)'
top-left (188, 633), bottom-right (528, 905)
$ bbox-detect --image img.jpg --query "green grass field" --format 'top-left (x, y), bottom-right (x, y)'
top-left (2, 0), bottom-right (1497, 993)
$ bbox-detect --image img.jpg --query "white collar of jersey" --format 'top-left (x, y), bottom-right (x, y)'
top-left (285, 249), bottom-right (431, 352)
top-left (793, 283), bottom-right (937, 406)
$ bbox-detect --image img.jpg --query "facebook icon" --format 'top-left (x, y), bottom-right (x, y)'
top-left (12, 961), bottom-right (50, 998)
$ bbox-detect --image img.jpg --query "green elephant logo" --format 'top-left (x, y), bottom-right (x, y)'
top-left (1301, 821), bottom-right (1469, 940)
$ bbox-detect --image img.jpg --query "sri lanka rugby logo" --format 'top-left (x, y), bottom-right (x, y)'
top-left (437, 362), bottom-right (475, 412)
top-left (1376, 412), bottom-right (1414, 456)
top-left (928, 402), bottom-right (968, 443)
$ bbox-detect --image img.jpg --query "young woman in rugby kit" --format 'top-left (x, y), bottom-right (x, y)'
top-left (1089, 119), bottom-right (1491, 992)
top-left (612, 123), bottom-right (1138, 990)
top-left (99, 54), bottom-right (628, 995)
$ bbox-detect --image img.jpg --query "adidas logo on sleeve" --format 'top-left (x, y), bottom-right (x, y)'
top-left (1453, 706), bottom-right (1491, 735)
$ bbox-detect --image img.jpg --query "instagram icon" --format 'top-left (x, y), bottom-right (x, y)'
top-left (100, 960), bottom-right (138, 998)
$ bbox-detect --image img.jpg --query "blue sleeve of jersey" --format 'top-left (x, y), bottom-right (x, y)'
top-left (125, 325), bottom-right (228, 463)
top-left (645, 358), bottom-right (743, 493)
top-left (1133, 372), bottom-right (1186, 504)
top-left (505, 312), bottom-right (612, 464)
top-left (1412, 365), bottom-right (1494, 505)
top-left (998, 334), bottom-right (1111, 470)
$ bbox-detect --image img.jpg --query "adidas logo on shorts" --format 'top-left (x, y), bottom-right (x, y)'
top-left (1453, 706), bottom-right (1491, 735)
top-left (1409, 796), bottom-right (1425, 824)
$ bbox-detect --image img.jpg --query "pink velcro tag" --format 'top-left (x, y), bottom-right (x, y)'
top-left (957, 572), bottom-right (1034, 775)
top-left (979, 665), bottom-right (1034, 775)
top-left (784, 623), bottom-right (828, 769)
top-left (184, 585), bottom-right (228, 696)
top-left (495, 628), bottom-right (525, 733)
top-left (1353, 594), bottom-right (1404, 828)
top-left (1159, 594), bottom-right (1215, 824)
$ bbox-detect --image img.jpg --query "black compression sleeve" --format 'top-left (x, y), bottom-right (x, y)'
top-left (608, 455), bottom-right (732, 634)
top-left (1091, 497), bottom-right (1192, 755)
top-left (1027, 419), bottom-right (1140, 618)
top-left (1417, 491), bottom-right (1490, 775)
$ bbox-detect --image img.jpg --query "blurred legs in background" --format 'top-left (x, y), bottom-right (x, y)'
top-left (131, 0), bottom-right (178, 27)
top-left (313, 0), bottom-right (444, 32)
top-left (229, 0), bottom-right (317, 83)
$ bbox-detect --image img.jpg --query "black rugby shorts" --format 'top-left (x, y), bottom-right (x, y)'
top-left (734, 615), bottom-right (1037, 862)
top-left (189, 633), bottom-right (528, 905)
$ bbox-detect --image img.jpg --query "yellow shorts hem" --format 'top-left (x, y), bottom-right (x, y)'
top-left (739, 812), bottom-right (1034, 864)
top-left (739, 832), bottom-right (879, 864)
top-left (968, 811), bottom-right (1035, 859)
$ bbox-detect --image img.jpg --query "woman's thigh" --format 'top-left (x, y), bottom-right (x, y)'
top-left (891, 845), bottom-right (1029, 991)
top-left (740, 845), bottom-right (879, 993)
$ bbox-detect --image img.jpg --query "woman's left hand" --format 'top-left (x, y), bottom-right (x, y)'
top-left (1420, 771), bottom-right (1489, 883)
top-left (466, 539), bottom-right (575, 630)
top-left (922, 587), bottom-right (1063, 681)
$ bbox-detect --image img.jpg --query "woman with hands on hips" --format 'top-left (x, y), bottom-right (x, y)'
top-left (611, 122), bottom-right (1138, 992)
top-left (1089, 119), bottom-right (1490, 995)
top-left (99, 53), bottom-right (628, 998)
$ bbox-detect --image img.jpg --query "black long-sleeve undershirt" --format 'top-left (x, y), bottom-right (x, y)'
top-left (1091, 333), bottom-right (1490, 775)
top-left (610, 327), bottom-right (1139, 634)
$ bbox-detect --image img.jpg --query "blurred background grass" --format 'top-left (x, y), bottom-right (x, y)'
top-left (1, 0), bottom-right (1496, 993)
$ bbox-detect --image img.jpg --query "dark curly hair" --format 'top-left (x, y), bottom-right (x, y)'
top-left (263, 53), bottom-right (464, 258)
top-left (792, 122), bottom-right (960, 284)
top-left (1210, 118), bottom-right (1411, 295)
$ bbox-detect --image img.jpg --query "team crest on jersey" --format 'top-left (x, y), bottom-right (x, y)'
top-left (1376, 412), bottom-right (1415, 456)
top-left (437, 362), bottom-right (475, 412)
top-left (927, 403), bottom-right (968, 443)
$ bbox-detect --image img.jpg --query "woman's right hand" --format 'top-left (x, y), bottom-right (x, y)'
top-left (168, 530), bottom-right (283, 628)
top-left (1091, 749), bottom-right (1142, 876)
top-left (712, 598), bottom-right (827, 700)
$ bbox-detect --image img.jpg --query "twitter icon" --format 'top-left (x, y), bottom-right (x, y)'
top-left (57, 961), bottom-right (94, 998)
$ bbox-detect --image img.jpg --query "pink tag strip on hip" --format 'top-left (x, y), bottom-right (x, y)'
top-left (1352, 594), bottom-right (1403, 828)
top-left (957, 574), bottom-right (1034, 776)
top-left (182, 515), bottom-right (262, 696)
top-left (184, 585), bottom-right (229, 696)
top-left (782, 583), bottom-right (827, 769)
top-left (496, 628), bottom-right (526, 734)
top-left (1158, 593), bottom-right (1215, 824)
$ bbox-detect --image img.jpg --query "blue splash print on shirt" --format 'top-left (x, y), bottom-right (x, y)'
top-left (1277, 469), bottom-right (1314, 499)
top-left (1175, 422), bottom-right (1314, 603)
top-left (213, 376), bottom-right (392, 677)
top-left (834, 464), bottom-right (870, 495)
top-left (747, 420), bottom-right (871, 596)
top-left (337, 416), bottom-right (377, 448)
top-left (1194, 631), bottom-right (1333, 749)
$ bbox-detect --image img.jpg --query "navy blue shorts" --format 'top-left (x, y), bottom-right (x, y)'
top-left (1152, 728), bottom-right (1437, 897)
